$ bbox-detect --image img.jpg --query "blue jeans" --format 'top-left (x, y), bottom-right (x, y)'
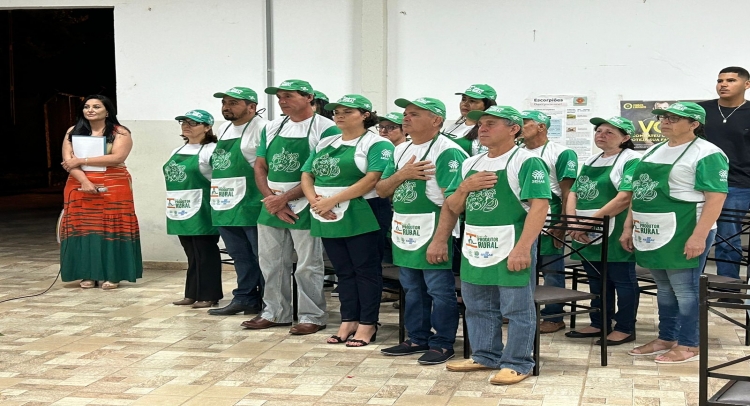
top-left (539, 254), bottom-right (565, 323)
top-left (399, 267), bottom-right (458, 350)
top-left (715, 187), bottom-right (750, 279)
top-left (462, 281), bottom-right (536, 374)
top-left (649, 230), bottom-right (715, 347)
top-left (583, 261), bottom-right (639, 334)
top-left (218, 226), bottom-right (263, 306)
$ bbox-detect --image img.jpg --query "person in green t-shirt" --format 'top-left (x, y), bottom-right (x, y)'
top-left (520, 110), bottom-right (578, 334)
top-left (621, 102), bottom-right (728, 363)
top-left (436, 105), bottom-right (551, 385)
top-left (444, 84), bottom-right (498, 157)
top-left (300, 94), bottom-right (394, 347)
top-left (564, 116), bottom-right (641, 346)
top-left (243, 80), bottom-right (342, 335)
top-left (376, 97), bottom-right (468, 365)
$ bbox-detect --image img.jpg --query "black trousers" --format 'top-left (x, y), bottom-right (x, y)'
top-left (323, 229), bottom-right (383, 325)
top-left (178, 234), bottom-right (223, 302)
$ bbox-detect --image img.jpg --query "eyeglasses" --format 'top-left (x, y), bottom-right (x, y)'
top-left (377, 125), bottom-right (400, 132)
top-left (179, 120), bottom-right (201, 127)
top-left (656, 115), bottom-right (684, 123)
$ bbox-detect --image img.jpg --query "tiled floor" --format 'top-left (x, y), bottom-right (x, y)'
top-left (0, 198), bottom-right (748, 405)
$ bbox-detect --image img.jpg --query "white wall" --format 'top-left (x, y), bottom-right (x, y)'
top-left (386, 0), bottom-right (750, 120)
top-left (5, 0), bottom-right (750, 261)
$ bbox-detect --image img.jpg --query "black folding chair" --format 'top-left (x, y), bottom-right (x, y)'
top-left (698, 276), bottom-right (750, 405)
top-left (533, 213), bottom-right (611, 375)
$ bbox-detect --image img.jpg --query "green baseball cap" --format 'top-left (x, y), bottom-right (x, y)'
top-left (324, 94), bottom-right (373, 111)
top-left (264, 79), bottom-right (314, 95)
top-left (521, 110), bottom-right (551, 128)
top-left (455, 84), bottom-right (497, 101)
top-left (175, 109), bottom-right (214, 126)
top-left (394, 97), bottom-right (446, 119)
top-left (590, 116), bottom-right (635, 136)
top-left (379, 112), bottom-right (404, 125)
top-left (313, 90), bottom-right (329, 102)
top-left (652, 101), bottom-right (706, 124)
top-left (212, 87), bottom-right (258, 102)
top-left (466, 105), bottom-right (523, 126)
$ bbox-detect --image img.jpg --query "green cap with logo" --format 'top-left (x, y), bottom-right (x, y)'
top-left (175, 109), bottom-right (214, 126)
top-left (394, 97), bottom-right (446, 119)
top-left (590, 116), bottom-right (635, 135)
top-left (379, 112), bottom-right (404, 125)
top-left (324, 94), bottom-right (373, 111)
top-left (652, 101), bottom-right (706, 124)
top-left (213, 87), bottom-right (258, 103)
top-left (313, 90), bottom-right (329, 102)
top-left (467, 105), bottom-right (523, 126)
top-left (264, 79), bottom-right (314, 95)
top-left (455, 84), bottom-right (497, 101)
top-left (521, 110), bottom-right (551, 128)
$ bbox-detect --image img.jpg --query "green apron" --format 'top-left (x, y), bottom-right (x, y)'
top-left (631, 138), bottom-right (699, 269)
top-left (531, 141), bottom-right (564, 256)
top-left (572, 151), bottom-right (633, 262)
top-left (257, 115), bottom-right (317, 229)
top-left (309, 134), bottom-right (379, 238)
top-left (210, 120), bottom-right (263, 226)
top-left (163, 144), bottom-right (218, 236)
top-left (461, 147), bottom-right (531, 286)
top-left (391, 136), bottom-right (452, 270)
top-left (452, 136), bottom-right (487, 157)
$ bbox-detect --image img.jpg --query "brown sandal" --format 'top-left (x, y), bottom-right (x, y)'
top-left (654, 346), bottom-right (699, 364)
top-left (628, 339), bottom-right (677, 356)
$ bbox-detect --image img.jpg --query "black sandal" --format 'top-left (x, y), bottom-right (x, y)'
top-left (327, 331), bottom-right (356, 344)
top-left (346, 324), bottom-right (379, 347)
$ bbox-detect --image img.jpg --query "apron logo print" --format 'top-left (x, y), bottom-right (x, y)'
top-left (576, 175), bottom-right (599, 201)
top-left (634, 219), bottom-right (660, 237)
top-left (381, 149), bottom-right (392, 160)
top-left (632, 173), bottom-right (659, 202)
top-left (164, 160), bottom-right (187, 182)
top-left (211, 185), bottom-right (235, 199)
top-left (312, 153), bottom-right (341, 177)
top-left (211, 149), bottom-right (232, 171)
top-left (270, 147), bottom-right (301, 173)
top-left (448, 160), bottom-right (459, 172)
top-left (393, 181), bottom-right (418, 203)
top-left (467, 188), bottom-right (499, 212)
top-left (480, 251), bottom-right (492, 258)
top-left (566, 160), bottom-right (576, 170)
top-left (719, 170), bottom-right (728, 182)
top-left (531, 170), bottom-right (546, 184)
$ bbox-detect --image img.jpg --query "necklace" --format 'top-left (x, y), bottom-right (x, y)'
top-left (718, 100), bottom-right (746, 123)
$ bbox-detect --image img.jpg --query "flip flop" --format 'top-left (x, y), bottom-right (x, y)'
top-left (101, 281), bottom-right (119, 290)
top-left (654, 347), bottom-right (699, 364)
top-left (628, 340), bottom-right (677, 356)
top-left (80, 280), bottom-right (96, 289)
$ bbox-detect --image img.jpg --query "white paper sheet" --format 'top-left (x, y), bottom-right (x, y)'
top-left (71, 135), bottom-right (107, 172)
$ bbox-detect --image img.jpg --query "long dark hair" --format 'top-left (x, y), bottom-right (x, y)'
top-left (464, 99), bottom-right (498, 141)
top-left (314, 98), bottom-right (333, 120)
top-left (68, 94), bottom-right (127, 143)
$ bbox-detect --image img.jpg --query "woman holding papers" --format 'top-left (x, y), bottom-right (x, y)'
top-left (60, 95), bottom-right (143, 290)
top-left (164, 110), bottom-right (222, 308)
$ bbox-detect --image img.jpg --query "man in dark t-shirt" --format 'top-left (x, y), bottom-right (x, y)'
top-left (698, 66), bottom-right (750, 282)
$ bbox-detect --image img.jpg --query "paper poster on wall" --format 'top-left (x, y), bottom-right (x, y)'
top-left (620, 100), bottom-right (699, 151)
top-left (526, 95), bottom-right (593, 159)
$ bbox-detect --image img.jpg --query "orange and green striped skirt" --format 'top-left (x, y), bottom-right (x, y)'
top-left (60, 166), bottom-right (143, 283)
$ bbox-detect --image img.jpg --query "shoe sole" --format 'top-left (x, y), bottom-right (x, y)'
top-left (628, 349), bottom-right (670, 356)
top-left (653, 355), bottom-right (699, 364)
top-left (490, 376), bottom-right (529, 385)
top-left (381, 349), bottom-right (429, 356)
top-left (418, 354), bottom-right (455, 365)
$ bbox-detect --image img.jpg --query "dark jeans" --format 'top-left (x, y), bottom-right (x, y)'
top-left (583, 261), bottom-right (639, 334)
top-left (323, 229), bottom-right (383, 324)
top-left (218, 226), bottom-right (263, 307)
top-left (539, 254), bottom-right (565, 323)
top-left (400, 267), bottom-right (458, 350)
top-left (372, 197), bottom-right (400, 290)
top-left (178, 234), bottom-right (223, 302)
top-left (715, 186), bottom-right (750, 280)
